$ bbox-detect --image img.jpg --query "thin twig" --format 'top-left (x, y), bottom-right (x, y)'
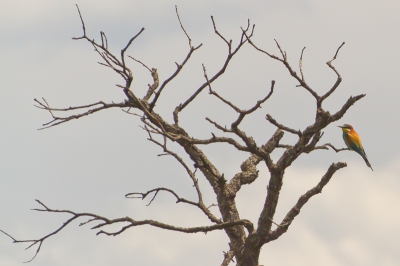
top-left (299, 47), bottom-right (306, 82)
top-left (320, 42), bottom-right (345, 103)
top-left (324, 143), bottom-right (349, 152)
top-left (128, 56), bottom-right (151, 72)
top-left (175, 5), bottom-right (192, 48)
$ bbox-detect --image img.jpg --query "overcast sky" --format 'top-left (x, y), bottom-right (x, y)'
top-left (1, 1), bottom-right (399, 265)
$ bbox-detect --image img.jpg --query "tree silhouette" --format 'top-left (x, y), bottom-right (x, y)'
top-left (1, 5), bottom-right (365, 266)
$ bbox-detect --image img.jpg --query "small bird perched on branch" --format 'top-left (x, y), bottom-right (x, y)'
top-left (338, 124), bottom-right (373, 171)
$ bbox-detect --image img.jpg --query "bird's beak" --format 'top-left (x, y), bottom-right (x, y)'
top-left (338, 126), bottom-right (343, 128)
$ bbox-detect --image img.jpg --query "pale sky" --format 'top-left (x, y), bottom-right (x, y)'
top-left (1, 1), bottom-right (399, 265)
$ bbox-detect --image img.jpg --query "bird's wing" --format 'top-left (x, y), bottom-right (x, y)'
top-left (347, 131), bottom-right (367, 156)
top-left (345, 131), bottom-right (373, 171)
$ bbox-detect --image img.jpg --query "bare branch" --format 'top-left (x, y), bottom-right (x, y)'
top-left (150, 44), bottom-right (202, 111)
top-left (320, 42), bottom-right (345, 103)
top-left (34, 98), bottom-right (130, 129)
top-left (259, 129), bottom-right (284, 170)
top-left (207, 73), bottom-right (275, 132)
top-left (205, 64), bottom-right (241, 113)
top-left (190, 135), bottom-right (250, 152)
top-left (204, 71), bottom-right (272, 156)
top-left (144, 68), bottom-right (160, 101)
top-left (232, 80), bottom-right (275, 127)
top-left (266, 114), bottom-right (302, 136)
top-left (1, 199), bottom-right (254, 262)
top-left (243, 80), bottom-right (276, 115)
top-left (243, 32), bottom-right (320, 100)
top-left (203, 78), bottom-right (275, 158)
top-left (175, 5), bottom-right (192, 48)
top-left (0, 199), bottom-right (86, 263)
top-left (100, 31), bottom-right (108, 49)
top-left (141, 127), bottom-right (221, 223)
top-left (274, 39), bottom-right (286, 59)
top-left (127, 56), bottom-right (160, 101)
top-left (276, 144), bottom-right (292, 149)
top-left (329, 94), bottom-right (366, 123)
top-left (324, 143), bottom-right (349, 152)
top-left (172, 18), bottom-right (255, 123)
top-left (228, 129), bottom-right (284, 194)
top-left (299, 47), bottom-right (306, 82)
top-left (72, 5), bottom-right (138, 83)
top-left (126, 187), bottom-right (199, 207)
top-left (221, 249), bottom-right (235, 266)
top-left (228, 155), bottom-right (260, 194)
top-left (303, 130), bottom-right (324, 153)
top-left (149, 11), bottom-right (202, 112)
top-left (265, 162), bottom-right (347, 243)
top-left (211, 16), bottom-right (231, 47)
top-left (129, 55), bottom-right (151, 72)
top-left (304, 145), bottom-right (329, 152)
top-left (121, 28), bottom-right (145, 73)
top-left (73, 4), bottom-right (86, 37)
top-left (206, 117), bottom-right (234, 133)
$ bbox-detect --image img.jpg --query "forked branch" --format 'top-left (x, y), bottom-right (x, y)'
top-left (34, 98), bottom-right (130, 129)
top-left (265, 162), bottom-right (347, 243)
top-left (73, 4), bottom-right (144, 82)
top-left (138, 127), bottom-right (221, 223)
top-left (149, 6), bottom-right (202, 112)
top-left (320, 42), bottom-right (345, 102)
top-left (172, 17), bottom-right (255, 124)
top-left (1, 199), bottom-right (253, 263)
top-left (244, 31), bottom-right (347, 110)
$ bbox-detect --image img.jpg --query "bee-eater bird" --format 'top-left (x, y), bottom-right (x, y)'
top-left (338, 124), bottom-right (373, 171)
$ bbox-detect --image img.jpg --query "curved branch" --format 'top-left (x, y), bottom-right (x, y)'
top-left (228, 155), bottom-right (260, 194)
top-left (298, 47), bottom-right (306, 82)
top-left (265, 162), bottom-right (347, 243)
top-left (121, 28), bottom-right (145, 74)
top-left (175, 5), bottom-right (193, 48)
top-left (329, 94), bottom-right (366, 122)
top-left (324, 143), bottom-right (350, 152)
top-left (126, 187), bottom-right (200, 207)
top-left (1, 199), bottom-right (254, 262)
top-left (319, 42), bottom-right (345, 104)
top-left (190, 135), bottom-right (250, 152)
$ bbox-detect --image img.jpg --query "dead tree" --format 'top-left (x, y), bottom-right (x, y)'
top-left (1, 5), bottom-right (364, 266)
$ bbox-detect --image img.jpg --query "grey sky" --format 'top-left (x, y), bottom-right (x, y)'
top-left (1, 1), bottom-right (399, 265)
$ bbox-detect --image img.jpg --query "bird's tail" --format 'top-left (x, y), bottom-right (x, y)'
top-left (361, 153), bottom-right (373, 171)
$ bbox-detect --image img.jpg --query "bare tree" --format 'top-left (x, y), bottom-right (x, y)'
top-left (1, 5), bottom-right (365, 266)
